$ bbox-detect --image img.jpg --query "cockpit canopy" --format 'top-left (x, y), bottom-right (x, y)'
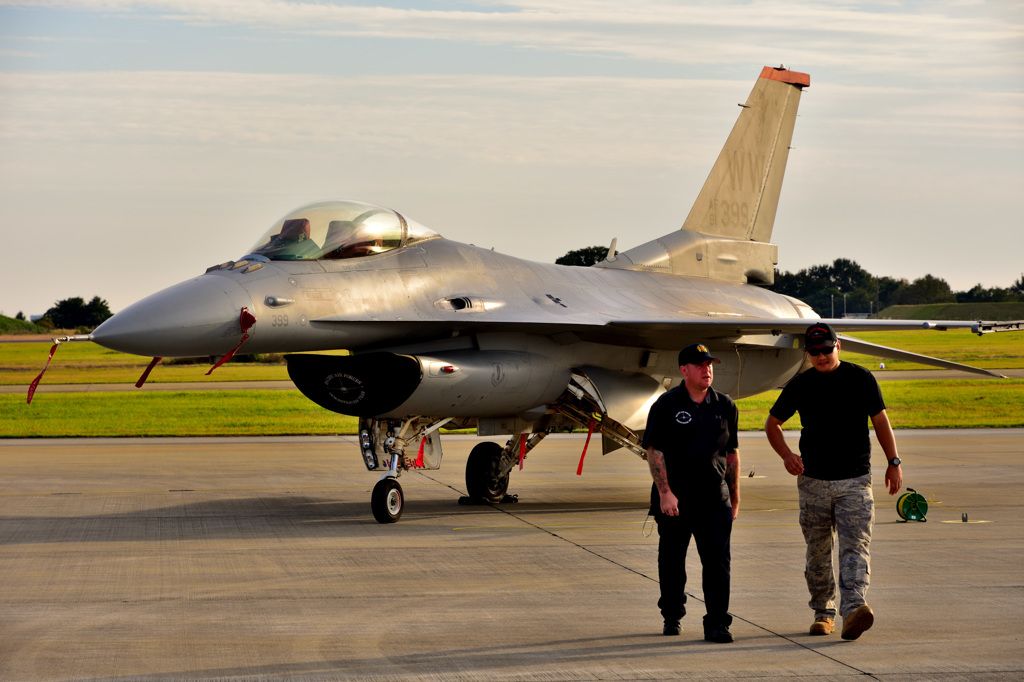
top-left (246, 200), bottom-right (439, 261)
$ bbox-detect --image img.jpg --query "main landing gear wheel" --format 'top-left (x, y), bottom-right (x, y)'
top-left (465, 441), bottom-right (509, 502)
top-left (371, 478), bottom-right (404, 524)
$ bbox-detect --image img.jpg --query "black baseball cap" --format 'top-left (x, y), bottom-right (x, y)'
top-left (679, 343), bottom-right (720, 366)
top-left (805, 322), bottom-right (837, 350)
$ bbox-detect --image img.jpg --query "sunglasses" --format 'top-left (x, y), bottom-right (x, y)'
top-left (807, 346), bottom-right (835, 357)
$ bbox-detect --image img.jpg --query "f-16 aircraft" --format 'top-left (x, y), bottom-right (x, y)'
top-left (40, 66), bottom-right (1021, 523)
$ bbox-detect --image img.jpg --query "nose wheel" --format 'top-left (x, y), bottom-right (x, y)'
top-left (371, 477), bottom-right (404, 523)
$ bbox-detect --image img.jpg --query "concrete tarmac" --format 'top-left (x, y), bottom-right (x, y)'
top-left (1, 431), bottom-right (1022, 680)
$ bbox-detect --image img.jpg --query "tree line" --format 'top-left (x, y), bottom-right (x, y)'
top-left (769, 258), bottom-right (1024, 317)
top-left (23, 296), bottom-right (114, 331)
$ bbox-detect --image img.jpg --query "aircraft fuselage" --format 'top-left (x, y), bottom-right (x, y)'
top-left (92, 235), bottom-right (811, 405)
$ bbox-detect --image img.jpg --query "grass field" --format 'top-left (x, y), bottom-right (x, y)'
top-left (8, 390), bottom-right (357, 437)
top-left (734, 379), bottom-right (1024, 430)
top-left (3, 328), bottom-right (1022, 387)
top-left (3, 331), bottom-right (1023, 437)
top-left (838, 329), bottom-right (1024, 370)
top-left (6, 378), bottom-right (1023, 437)
top-left (1, 341), bottom-right (301, 385)
top-left (0, 315), bottom-right (46, 334)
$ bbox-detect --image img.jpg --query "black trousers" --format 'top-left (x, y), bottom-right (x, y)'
top-left (656, 505), bottom-right (733, 627)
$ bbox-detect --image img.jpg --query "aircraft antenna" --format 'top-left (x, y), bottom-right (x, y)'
top-left (605, 238), bottom-right (618, 261)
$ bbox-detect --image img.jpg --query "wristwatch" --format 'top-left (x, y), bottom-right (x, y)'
top-left (888, 457), bottom-right (901, 467)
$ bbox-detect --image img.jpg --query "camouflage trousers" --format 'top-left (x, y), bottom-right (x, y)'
top-left (797, 474), bottom-right (873, 620)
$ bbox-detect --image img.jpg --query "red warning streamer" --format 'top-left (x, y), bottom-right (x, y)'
top-left (135, 357), bottom-right (163, 388)
top-left (519, 435), bottom-right (527, 470)
top-left (415, 437), bottom-right (426, 468)
top-left (576, 417), bottom-right (596, 476)
top-left (26, 343), bottom-right (59, 404)
top-left (206, 307), bottom-right (257, 375)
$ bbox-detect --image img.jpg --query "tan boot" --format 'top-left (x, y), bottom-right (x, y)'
top-left (841, 605), bottom-right (874, 640)
top-left (809, 616), bottom-right (834, 635)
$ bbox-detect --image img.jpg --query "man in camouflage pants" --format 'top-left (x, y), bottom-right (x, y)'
top-left (764, 323), bottom-right (903, 640)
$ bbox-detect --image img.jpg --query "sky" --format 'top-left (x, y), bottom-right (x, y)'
top-left (1, 1), bottom-right (1022, 318)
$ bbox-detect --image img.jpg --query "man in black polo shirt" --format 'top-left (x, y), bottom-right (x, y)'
top-left (765, 322), bottom-right (903, 641)
top-left (643, 343), bottom-right (740, 643)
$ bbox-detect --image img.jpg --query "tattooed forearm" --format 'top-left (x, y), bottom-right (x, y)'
top-left (725, 450), bottom-right (740, 505)
top-left (725, 467), bottom-right (738, 496)
top-left (646, 447), bottom-right (672, 495)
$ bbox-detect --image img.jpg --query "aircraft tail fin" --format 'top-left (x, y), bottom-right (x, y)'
top-left (683, 66), bottom-right (809, 242)
top-left (597, 67), bottom-right (809, 284)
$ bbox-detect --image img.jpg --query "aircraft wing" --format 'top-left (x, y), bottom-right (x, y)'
top-left (612, 317), bottom-right (1019, 378)
top-left (834, 335), bottom-right (1005, 378)
top-left (606, 317), bottom-right (1023, 336)
top-left (315, 312), bottom-right (1020, 338)
top-left (609, 318), bottom-right (1015, 378)
top-left (311, 314), bottom-right (1020, 377)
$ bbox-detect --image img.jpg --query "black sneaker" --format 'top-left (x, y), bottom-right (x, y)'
top-left (663, 620), bottom-right (681, 636)
top-left (704, 624), bottom-right (733, 643)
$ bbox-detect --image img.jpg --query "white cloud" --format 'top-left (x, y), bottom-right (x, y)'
top-left (3, 71), bottom-right (1018, 164)
top-left (7, 1), bottom-right (1022, 83)
top-left (0, 72), bottom-right (738, 166)
top-left (1, 2), bottom-right (1022, 315)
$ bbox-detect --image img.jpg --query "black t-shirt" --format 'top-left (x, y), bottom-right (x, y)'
top-left (769, 361), bottom-right (886, 480)
top-left (642, 386), bottom-right (739, 511)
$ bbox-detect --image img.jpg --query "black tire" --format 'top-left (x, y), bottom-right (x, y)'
top-left (371, 478), bottom-right (404, 523)
top-left (465, 441), bottom-right (509, 502)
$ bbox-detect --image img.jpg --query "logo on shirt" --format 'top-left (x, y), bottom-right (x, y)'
top-left (675, 410), bottom-right (693, 424)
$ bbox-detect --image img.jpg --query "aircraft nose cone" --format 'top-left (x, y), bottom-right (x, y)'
top-left (92, 275), bottom-right (254, 357)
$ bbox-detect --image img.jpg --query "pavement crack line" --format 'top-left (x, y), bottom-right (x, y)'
top-left (419, 470), bottom-right (880, 679)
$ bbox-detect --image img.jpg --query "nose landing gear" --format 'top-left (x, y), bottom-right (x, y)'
top-left (371, 477), bottom-right (404, 523)
top-left (370, 430), bottom-right (407, 524)
top-left (361, 416), bottom-right (450, 523)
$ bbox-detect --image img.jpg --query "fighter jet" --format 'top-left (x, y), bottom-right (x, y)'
top-left (43, 66), bottom-right (1021, 523)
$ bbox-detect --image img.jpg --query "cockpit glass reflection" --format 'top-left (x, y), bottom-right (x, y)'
top-left (247, 200), bottom-right (439, 261)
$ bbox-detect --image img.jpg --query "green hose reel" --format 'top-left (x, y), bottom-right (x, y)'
top-left (896, 488), bottom-right (928, 522)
